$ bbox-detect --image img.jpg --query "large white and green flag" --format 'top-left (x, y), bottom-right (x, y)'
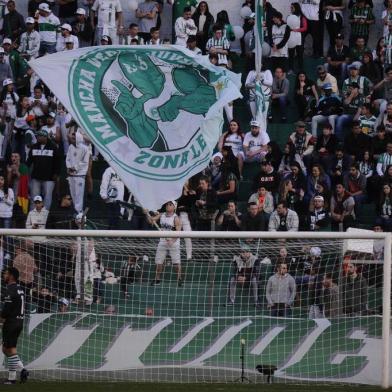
top-left (30, 46), bottom-right (241, 210)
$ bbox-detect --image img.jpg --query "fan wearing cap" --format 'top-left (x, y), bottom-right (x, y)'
top-left (25, 195), bottom-right (49, 229)
top-left (148, 201), bottom-right (183, 287)
top-left (288, 121), bottom-right (316, 168)
top-left (37, 3), bottom-right (60, 56)
top-left (19, 17), bottom-right (41, 60)
top-left (40, 112), bottom-right (61, 144)
top-left (71, 8), bottom-right (94, 48)
top-left (26, 128), bottom-right (61, 210)
top-left (1, 0), bottom-right (25, 41)
top-left (2, 37), bottom-right (31, 88)
top-left (311, 83), bottom-right (342, 138)
top-left (56, 23), bottom-right (79, 52)
top-left (0, 47), bottom-right (13, 94)
top-left (91, 0), bottom-right (123, 45)
top-left (58, 298), bottom-right (69, 313)
top-left (0, 78), bottom-right (18, 120)
top-left (342, 62), bottom-right (372, 98)
top-left (308, 195), bottom-right (330, 231)
top-left (315, 65), bottom-right (338, 95)
top-left (243, 120), bottom-right (270, 163)
top-left (335, 80), bottom-right (365, 140)
top-left (326, 33), bottom-right (350, 83)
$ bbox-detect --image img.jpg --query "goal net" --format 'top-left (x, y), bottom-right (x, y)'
top-left (0, 230), bottom-right (390, 387)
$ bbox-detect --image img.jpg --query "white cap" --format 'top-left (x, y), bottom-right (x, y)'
top-left (2, 78), bottom-right (13, 87)
top-left (250, 120), bottom-right (260, 127)
top-left (2, 38), bottom-right (11, 45)
top-left (58, 297), bottom-right (69, 306)
top-left (26, 16), bottom-right (35, 24)
top-left (0, 47), bottom-right (5, 54)
top-left (33, 195), bottom-right (43, 202)
top-left (211, 152), bottom-right (223, 161)
top-left (310, 247), bottom-right (321, 257)
top-left (61, 23), bottom-right (72, 32)
top-left (314, 195), bottom-right (324, 202)
top-left (167, 200), bottom-right (177, 209)
top-left (76, 7), bottom-right (86, 15)
top-left (38, 3), bottom-right (50, 12)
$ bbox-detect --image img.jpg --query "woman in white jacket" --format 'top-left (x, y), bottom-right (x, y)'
top-left (0, 174), bottom-right (14, 228)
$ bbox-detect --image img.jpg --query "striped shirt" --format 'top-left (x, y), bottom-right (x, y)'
top-left (359, 114), bottom-right (377, 136)
top-left (342, 75), bottom-right (371, 97)
top-left (385, 33), bottom-right (392, 65)
top-left (377, 152), bottom-right (392, 175)
top-left (206, 36), bottom-right (230, 65)
top-left (38, 13), bottom-right (60, 43)
top-left (350, 5), bottom-right (374, 38)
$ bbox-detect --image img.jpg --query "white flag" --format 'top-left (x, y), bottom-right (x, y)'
top-left (30, 46), bottom-right (242, 210)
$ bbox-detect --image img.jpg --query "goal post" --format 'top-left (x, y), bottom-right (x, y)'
top-left (0, 229), bottom-right (390, 388)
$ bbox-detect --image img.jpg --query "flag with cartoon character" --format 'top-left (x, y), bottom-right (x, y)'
top-left (30, 46), bottom-right (242, 210)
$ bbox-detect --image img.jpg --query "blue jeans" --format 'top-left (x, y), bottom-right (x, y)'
top-left (272, 96), bottom-right (288, 119)
top-left (39, 42), bottom-right (56, 56)
top-left (335, 114), bottom-right (354, 141)
top-left (30, 179), bottom-right (55, 210)
top-left (0, 217), bottom-right (11, 228)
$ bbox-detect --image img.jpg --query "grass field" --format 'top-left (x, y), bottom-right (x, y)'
top-left (5, 382), bottom-right (392, 392)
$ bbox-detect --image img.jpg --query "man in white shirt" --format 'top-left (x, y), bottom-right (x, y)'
top-left (243, 120), bottom-right (270, 163)
top-left (175, 6), bottom-right (197, 47)
top-left (66, 129), bottom-right (90, 213)
top-left (19, 17), bottom-right (40, 60)
top-left (56, 23), bottom-right (79, 51)
top-left (37, 2), bottom-right (60, 56)
top-left (91, 0), bottom-right (123, 45)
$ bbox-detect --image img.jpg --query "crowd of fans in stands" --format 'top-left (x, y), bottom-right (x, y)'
top-left (0, 0), bottom-right (388, 314)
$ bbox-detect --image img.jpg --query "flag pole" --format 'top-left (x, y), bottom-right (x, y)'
top-left (255, 0), bottom-right (263, 76)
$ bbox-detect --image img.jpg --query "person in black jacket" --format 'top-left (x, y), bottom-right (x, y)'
top-left (344, 120), bottom-right (371, 161)
top-left (1, 1), bottom-right (25, 41)
top-left (195, 176), bottom-right (217, 231)
top-left (26, 129), bottom-right (61, 210)
top-left (47, 194), bottom-right (77, 229)
top-left (71, 8), bottom-right (94, 47)
top-left (192, 1), bottom-right (214, 54)
top-left (313, 122), bottom-right (339, 173)
top-left (241, 201), bottom-right (267, 231)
